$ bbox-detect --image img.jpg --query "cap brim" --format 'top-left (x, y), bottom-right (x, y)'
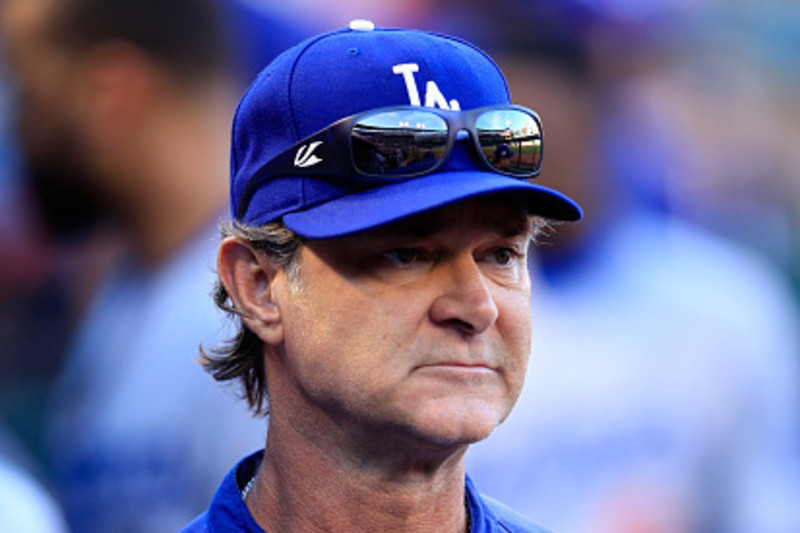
top-left (283, 171), bottom-right (582, 239)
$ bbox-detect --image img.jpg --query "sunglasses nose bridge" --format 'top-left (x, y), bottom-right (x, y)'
top-left (453, 126), bottom-right (492, 168)
top-left (440, 134), bottom-right (485, 172)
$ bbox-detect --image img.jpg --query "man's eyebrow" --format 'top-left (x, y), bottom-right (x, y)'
top-left (477, 206), bottom-right (534, 239)
top-left (497, 215), bottom-right (533, 238)
top-left (374, 211), bottom-right (448, 240)
top-left (381, 221), bottom-right (440, 240)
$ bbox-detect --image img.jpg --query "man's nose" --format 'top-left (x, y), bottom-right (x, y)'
top-left (428, 253), bottom-right (499, 336)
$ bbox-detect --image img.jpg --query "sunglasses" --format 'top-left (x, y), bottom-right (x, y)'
top-left (237, 105), bottom-right (543, 218)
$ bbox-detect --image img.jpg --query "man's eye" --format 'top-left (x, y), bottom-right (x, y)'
top-left (382, 248), bottom-right (420, 266)
top-left (491, 248), bottom-right (516, 265)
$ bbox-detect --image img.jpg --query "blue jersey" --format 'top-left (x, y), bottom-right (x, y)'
top-left (181, 451), bottom-right (552, 533)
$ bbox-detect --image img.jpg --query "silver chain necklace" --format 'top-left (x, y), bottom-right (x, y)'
top-left (241, 475), bottom-right (257, 500)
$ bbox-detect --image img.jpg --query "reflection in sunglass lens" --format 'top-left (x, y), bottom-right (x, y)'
top-left (352, 111), bottom-right (448, 176)
top-left (476, 110), bottom-right (541, 175)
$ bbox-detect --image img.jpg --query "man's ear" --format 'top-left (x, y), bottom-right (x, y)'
top-left (217, 237), bottom-right (286, 346)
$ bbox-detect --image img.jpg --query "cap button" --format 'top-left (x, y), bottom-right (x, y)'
top-left (349, 19), bottom-right (375, 31)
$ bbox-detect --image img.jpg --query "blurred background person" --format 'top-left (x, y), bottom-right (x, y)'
top-left (0, 0), bottom-right (310, 531)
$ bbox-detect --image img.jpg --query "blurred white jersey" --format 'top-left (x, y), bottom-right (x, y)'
top-left (46, 220), bottom-right (265, 533)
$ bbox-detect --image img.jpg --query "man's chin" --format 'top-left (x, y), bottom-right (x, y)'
top-left (407, 401), bottom-right (507, 449)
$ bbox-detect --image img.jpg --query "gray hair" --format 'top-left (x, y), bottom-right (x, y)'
top-left (201, 220), bottom-right (303, 416)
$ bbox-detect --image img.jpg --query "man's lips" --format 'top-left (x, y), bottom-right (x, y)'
top-left (414, 361), bottom-right (498, 380)
top-left (418, 361), bottom-right (494, 369)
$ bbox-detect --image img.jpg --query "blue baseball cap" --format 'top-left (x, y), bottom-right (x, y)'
top-left (230, 19), bottom-right (582, 238)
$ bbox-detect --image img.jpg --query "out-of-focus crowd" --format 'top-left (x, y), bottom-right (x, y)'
top-left (1, 0), bottom-right (798, 532)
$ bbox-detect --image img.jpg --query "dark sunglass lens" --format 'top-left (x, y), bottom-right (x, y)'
top-left (476, 110), bottom-right (542, 175)
top-left (351, 111), bottom-right (448, 176)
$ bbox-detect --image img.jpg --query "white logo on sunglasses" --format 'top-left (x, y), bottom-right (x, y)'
top-left (294, 141), bottom-right (323, 168)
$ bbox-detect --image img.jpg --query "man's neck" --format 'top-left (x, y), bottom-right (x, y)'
top-left (246, 412), bottom-right (471, 532)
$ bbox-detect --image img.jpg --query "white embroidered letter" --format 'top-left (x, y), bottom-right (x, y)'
top-left (424, 81), bottom-right (453, 110)
top-left (392, 63), bottom-right (421, 106)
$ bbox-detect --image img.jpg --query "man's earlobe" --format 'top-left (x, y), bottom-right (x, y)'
top-left (217, 238), bottom-right (284, 345)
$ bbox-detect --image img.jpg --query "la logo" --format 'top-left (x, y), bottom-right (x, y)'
top-left (392, 63), bottom-right (461, 110)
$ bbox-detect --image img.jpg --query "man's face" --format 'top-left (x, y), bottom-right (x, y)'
top-left (270, 196), bottom-right (535, 452)
top-left (495, 154), bottom-right (512, 171)
top-left (1, 0), bottom-right (108, 237)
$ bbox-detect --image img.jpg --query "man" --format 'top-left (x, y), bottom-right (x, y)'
top-left (492, 144), bottom-right (516, 172)
top-left (0, 0), bottom-right (303, 530)
top-left (182, 21), bottom-right (581, 532)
